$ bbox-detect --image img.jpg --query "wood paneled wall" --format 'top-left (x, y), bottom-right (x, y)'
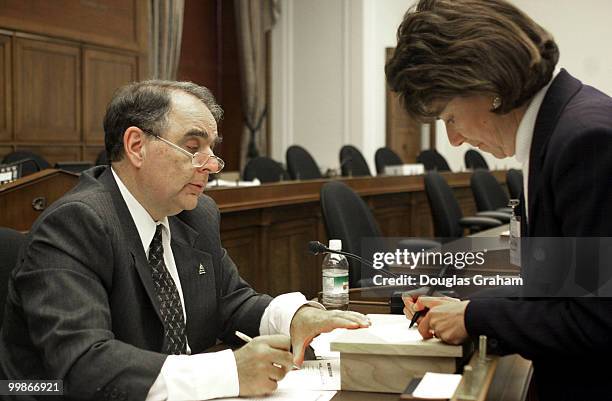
top-left (0, 1), bottom-right (147, 165)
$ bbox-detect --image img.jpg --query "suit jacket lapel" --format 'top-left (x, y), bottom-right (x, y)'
top-left (528, 70), bottom-right (582, 234)
top-left (98, 168), bottom-right (163, 323)
top-left (519, 191), bottom-right (528, 237)
top-left (170, 216), bottom-right (216, 353)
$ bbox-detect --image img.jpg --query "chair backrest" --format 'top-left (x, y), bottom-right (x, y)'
top-left (506, 169), bottom-right (523, 199)
top-left (285, 145), bottom-right (322, 180)
top-left (0, 227), bottom-right (26, 326)
top-left (423, 171), bottom-right (464, 238)
top-left (416, 149), bottom-right (451, 172)
top-left (374, 147), bottom-right (403, 175)
top-left (470, 169), bottom-right (509, 211)
top-left (243, 156), bottom-right (290, 183)
top-left (95, 150), bottom-right (109, 166)
top-left (2, 151), bottom-right (51, 177)
top-left (339, 145), bottom-right (371, 177)
top-left (464, 149), bottom-right (489, 170)
top-left (54, 162), bottom-right (94, 174)
top-left (320, 181), bottom-right (381, 287)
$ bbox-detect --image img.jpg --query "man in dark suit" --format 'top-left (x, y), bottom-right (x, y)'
top-left (0, 81), bottom-right (370, 401)
top-left (385, 1), bottom-right (612, 399)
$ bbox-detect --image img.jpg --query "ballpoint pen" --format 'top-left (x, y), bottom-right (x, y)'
top-left (235, 331), bottom-right (300, 370)
top-left (408, 289), bottom-right (434, 329)
top-left (408, 264), bottom-right (452, 328)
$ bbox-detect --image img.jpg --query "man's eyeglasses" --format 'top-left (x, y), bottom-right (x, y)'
top-left (142, 130), bottom-right (225, 173)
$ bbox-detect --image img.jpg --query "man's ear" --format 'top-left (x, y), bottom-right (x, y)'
top-left (123, 127), bottom-right (147, 168)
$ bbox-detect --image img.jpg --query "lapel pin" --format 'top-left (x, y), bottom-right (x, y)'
top-left (198, 264), bottom-right (206, 275)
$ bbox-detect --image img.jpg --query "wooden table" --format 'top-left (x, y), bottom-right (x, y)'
top-left (0, 169), bottom-right (79, 231)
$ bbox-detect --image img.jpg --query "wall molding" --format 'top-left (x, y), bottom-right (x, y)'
top-left (270, 0), bottom-right (293, 162)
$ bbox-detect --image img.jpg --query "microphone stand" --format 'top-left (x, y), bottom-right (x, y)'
top-left (309, 241), bottom-right (427, 313)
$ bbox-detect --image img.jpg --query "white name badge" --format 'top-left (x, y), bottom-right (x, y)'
top-left (509, 216), bottom-right (521, 266)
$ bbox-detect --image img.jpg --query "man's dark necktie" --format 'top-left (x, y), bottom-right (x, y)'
top-left (148, 224), bottom-right (187, 354)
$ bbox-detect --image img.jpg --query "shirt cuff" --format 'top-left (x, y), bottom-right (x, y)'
top-left (259, 292), bottom-right (325, 336)
top-left (147, 349), bottom-right (239, 401)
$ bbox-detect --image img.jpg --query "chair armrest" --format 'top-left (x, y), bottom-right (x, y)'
top-left (476, 211), bottom-right (512, 223)
top-left (459, 216), bottom-right (503, 232)
top-left (496, 207), bottom-right (513, 214)
top-left (397, 238), bottom-right (441, 252)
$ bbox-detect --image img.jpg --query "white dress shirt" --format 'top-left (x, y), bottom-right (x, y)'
top-left (111, 169), bottom-right (319, 400)
top-left (513, 69), bottom-right (560, 223)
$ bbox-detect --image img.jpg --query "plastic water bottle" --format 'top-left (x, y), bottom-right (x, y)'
top-left (322, 239), bottom-right (349, 309)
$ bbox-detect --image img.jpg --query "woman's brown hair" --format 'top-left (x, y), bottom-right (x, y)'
top-left (385, 0), bottom-right (559, 119)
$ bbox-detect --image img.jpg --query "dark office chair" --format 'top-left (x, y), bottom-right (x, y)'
top-left (285, 145), bottom-right (322, 180)
top-left (95, 150), bottom-right (109, 166)
top-left (464, 149), bottom-right (489, 170)
top-left (506, 169), bottom-right (524, 200)
top-left (0, 227), bottom-right (26, 327)
top-left (470, 170), bottom-right (513, 218)
top-left (339, 145), bottom-right (371, 177)
top-left (374, 147), bottom-right (403, 175)
top-left (416, 149), bottom-right (451, 172)
top-left (424, 171), bottom-right (503, 238)
top-left (243, 156), bottom-right (290, 183)
top-left (2, 150), bottom-right (51, 177)
top-left (320, 181), bottom-right (438, 287)
top-left (54, 162), bottom-right (94, 174)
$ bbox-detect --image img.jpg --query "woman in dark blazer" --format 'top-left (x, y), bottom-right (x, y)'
top-left (385, 1), bottom-right (612, 400)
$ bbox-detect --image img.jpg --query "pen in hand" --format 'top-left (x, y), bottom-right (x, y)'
top-left (408, 294), bottom-right (432, 328)
top-left (235, 331), bottom-right (300, 370)
top-left (408, 264), bottom-right (452, 328)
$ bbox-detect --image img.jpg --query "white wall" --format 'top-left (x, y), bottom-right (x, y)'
top-left (271, 0), bottom-right (365, 173)
top-left (271, 0), bottom-right (612, 173)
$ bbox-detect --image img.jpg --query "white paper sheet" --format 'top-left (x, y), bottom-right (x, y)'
top-left (309, 329), bottom-right (345, 359)
top-left (278, 359), bottom-right (340, 391)
top-left (0, 171), bottom-right (13, 182)
top-left (209, 178), bottom-right (261, 187)
top-left (220, 389), bottom-right (336, 401)
top-left (366, 314), bottom-right (424, 343)
top-left (412, 372), bottom-right (462, 399)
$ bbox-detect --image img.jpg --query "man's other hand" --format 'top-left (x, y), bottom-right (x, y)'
top-left (234, 334), bottom-right (293, 396)
top-left (289, 307), bottom-right (370, 366)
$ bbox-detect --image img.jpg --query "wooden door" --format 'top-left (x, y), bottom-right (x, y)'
top-left (385, 47), bottom-right (421, 163)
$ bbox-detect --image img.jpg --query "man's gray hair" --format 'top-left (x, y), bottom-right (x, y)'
top-left (103, 80), bottom-right (223, 162)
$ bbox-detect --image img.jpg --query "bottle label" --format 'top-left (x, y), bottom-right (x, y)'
top-left (323, 275), bottom-right (349, 295)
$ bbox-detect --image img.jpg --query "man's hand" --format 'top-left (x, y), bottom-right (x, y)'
top-left (289, 306), bottom-right (370, 366)
top-left (234, 335), bottom-right (293, 396)
top-left (404, 296), bottom-right (470, 345)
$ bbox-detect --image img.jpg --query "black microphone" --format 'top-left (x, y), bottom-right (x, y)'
top-left (307, 241), bottom-right (400, 278)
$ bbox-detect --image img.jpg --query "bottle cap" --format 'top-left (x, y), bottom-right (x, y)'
top-left (329, 239), bottom-right (342, 251)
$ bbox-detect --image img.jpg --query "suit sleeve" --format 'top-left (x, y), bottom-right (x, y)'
top-left (465, 128), bottom-right (612, 359)
top-left (15, 200), bottom-right (166, 401)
